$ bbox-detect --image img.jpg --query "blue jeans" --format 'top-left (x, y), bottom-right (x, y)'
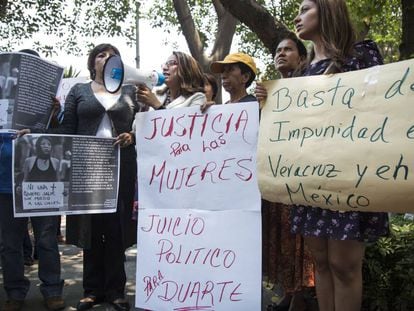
top-left (0, 194), bottom-right (64, 300)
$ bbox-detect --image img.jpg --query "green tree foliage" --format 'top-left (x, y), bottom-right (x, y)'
top-left (148, 0), bottom-right (401, 80)
top-left (233, 0), bottom-right (401, 79)
top-left (348, 0), bottom-right (401, 63)
top-left (363, 215), bottom-right (414, 310)
top-left (148, 0), bottom-right (219, 51)
top-left (0, 0), bottom-right (137, 56)
top-left (0, 0), bottom-right (403, 71)
top-left (63, 65), bottom-right (80, 78)
top-left (147, 0), bottom-right (297, 80)
top-left (146, 0), bottom-right (237, 69)
top-left (235, 0), bottom-right (301, 80)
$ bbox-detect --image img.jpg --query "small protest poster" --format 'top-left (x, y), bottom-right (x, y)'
top-left (134, 103), bottom-right (261, 310)
top-left (13, 134), bottom-right (119, 217)
top-left (0, 52), bottom-right (63, 131)
top-left (258, 58), bottom-right (414, 212)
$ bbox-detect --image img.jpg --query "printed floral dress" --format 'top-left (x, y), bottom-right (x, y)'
top-left (291, 40), bottom-right (389, 242)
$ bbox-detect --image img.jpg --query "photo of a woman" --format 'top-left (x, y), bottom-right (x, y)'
top-left (22, 136), bottom-right (60, 183)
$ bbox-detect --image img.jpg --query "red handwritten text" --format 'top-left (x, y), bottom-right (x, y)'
top-left (202, 134), bottom-right (226, 152)
top-left (141, 214), bottom-right (205, 236)
top-left (157, 239), bottom-right (236, 268)
top-left (149, 157), bottom-right (253, 193)
top-left (144, 110), bottom-right (250, 144)
top-left (170, 142), bottom-right (191, 157)
top-left (156, 279), bottom-right (242, 308)
top-left (144, 270), bottom-right (164, 301)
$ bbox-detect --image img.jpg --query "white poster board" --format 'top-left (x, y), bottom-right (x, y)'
top-left (136, 209), bottom-right (261, 310)
top-left (135, 103), bottom-right (261, 310)
top-left (135, 103), bottom-right (260, 211)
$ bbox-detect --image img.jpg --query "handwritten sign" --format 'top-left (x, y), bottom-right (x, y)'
top-left (135, 103), bottom-right (261, 310)
top-left (22, 182), bottom-right (64, 210)
top-left (136, 209), bottom-right (261, 310)
top-left (258, 58), bottom-right (414, 212)
top-left (135, 103), bottom-right (260, 211)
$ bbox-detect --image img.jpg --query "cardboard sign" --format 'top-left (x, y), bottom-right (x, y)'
top-left (259, 58), bottom-right (414, 212)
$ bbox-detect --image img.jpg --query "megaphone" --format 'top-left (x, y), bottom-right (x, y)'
top-left (103, 55), bottom-right (165, 93)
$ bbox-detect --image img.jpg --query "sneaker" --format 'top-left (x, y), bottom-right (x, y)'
top-left (3, 299), bottom-right (24, 311)
top-left (44, 296), bottom-right (65, 311)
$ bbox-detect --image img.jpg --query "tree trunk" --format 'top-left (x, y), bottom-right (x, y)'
top-left (400, 0), bottom-right (414, 60)
top-left (218, 0), bottom-right (290, 55)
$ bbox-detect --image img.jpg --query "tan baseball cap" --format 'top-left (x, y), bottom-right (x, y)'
top-left (210, 52), bottom-right (257, 75)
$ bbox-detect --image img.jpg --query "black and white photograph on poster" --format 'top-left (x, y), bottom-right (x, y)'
top-left (12, 134), bottom-right (120, 217)
top-left (0, 52), bottom-right (63, 131)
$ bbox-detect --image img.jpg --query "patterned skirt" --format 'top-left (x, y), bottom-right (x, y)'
top-left (291, 205), bottom-right (389, 242)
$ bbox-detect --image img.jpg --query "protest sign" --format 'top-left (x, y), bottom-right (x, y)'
top-left (135, 103), bottom-right (261, 310)
top-left (0, 52), bottom-right (63, 131)
top-left (136, 209), bottom-right (261, 310)
top-left (259, 58), bottom-right (414, 212)
top-left (13, 134), bottom-right (119, 217)
top-left (135, 103), bottom-right (261, 211)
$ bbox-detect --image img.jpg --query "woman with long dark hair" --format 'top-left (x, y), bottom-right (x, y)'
top-left (291, 1), bottom-right (389, 310)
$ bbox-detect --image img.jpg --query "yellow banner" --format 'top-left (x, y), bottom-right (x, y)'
top-left (258, 58), bottom-right (414, 212)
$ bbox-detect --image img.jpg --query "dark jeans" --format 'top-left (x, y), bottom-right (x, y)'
top-left (0, 194), bottom-right (64, 300)
top-left (23, 226), bottom-right (33, 260)
top-left (83, 211), bottom-right (126, 302)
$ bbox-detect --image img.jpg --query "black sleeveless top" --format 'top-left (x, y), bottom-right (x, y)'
top-left (26, 158), bottom-right (57, 182)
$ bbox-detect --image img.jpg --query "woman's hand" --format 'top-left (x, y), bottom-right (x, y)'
top-left (136, 84), bottom-right (163, 109)
top-left (16, 129), bottom-right (31, 137)
top-left (200, 101), bottom-right (215, 113)
top-left (48, 96), bottom-right (62, 128)
top-left (114, 132), bottom-right (135, 148)
top-left (255, 82), bottom-right (268, 103)
top-left (51, 96), bottom-right (61, 112)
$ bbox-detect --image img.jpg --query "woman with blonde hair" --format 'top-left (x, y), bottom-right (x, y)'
top-left (292, 1), bottom-right (389, 311)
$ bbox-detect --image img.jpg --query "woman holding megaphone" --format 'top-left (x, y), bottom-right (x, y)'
top-left (54, 43), bottom-right (146, 311)
top-left (136, 51), bottom-right (206, 110)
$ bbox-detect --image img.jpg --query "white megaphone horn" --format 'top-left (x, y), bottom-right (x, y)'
top-left (103, 55), bottom-right (165, 93)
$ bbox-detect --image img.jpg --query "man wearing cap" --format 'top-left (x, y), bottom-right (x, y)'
top-left (210, 52), bottom-right (257, 104)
